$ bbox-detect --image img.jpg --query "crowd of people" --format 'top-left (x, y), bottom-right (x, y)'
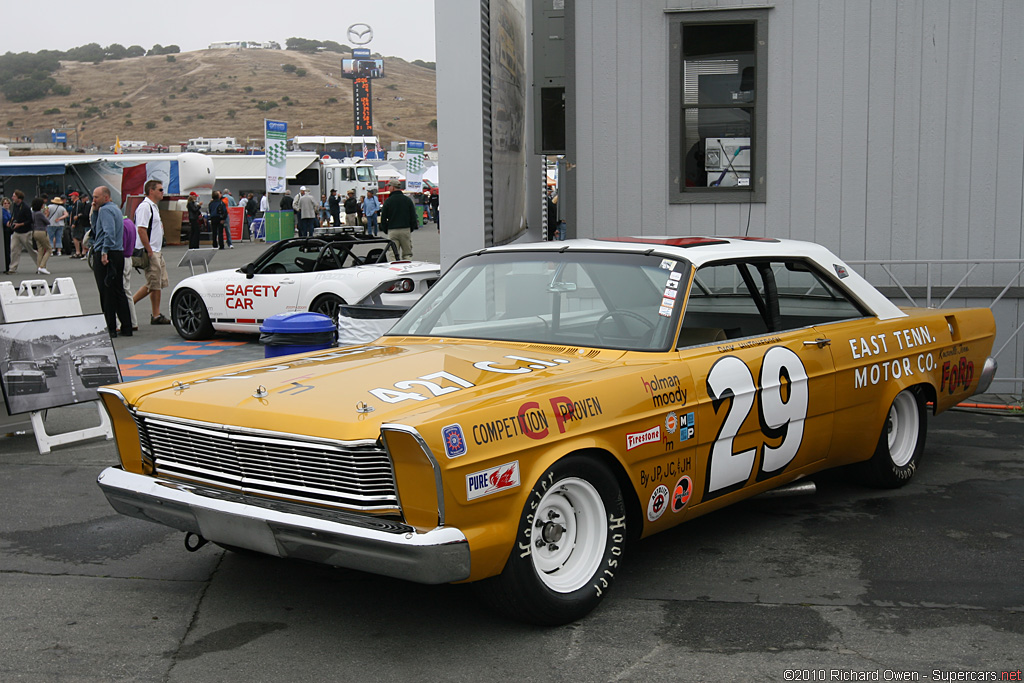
top-left (3, 189), bottom-right (95, 275)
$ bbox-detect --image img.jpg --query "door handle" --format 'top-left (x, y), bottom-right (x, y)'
top-left (803, 338), bottom-right (831, 348)
top-left (280, 278), bottom-right (295, 284)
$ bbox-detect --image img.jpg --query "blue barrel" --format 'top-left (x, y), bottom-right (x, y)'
top-left (259, 312), bottom-right (337, 358)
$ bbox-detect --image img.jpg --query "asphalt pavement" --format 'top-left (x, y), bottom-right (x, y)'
top-left (1, 225), bottom-right (1022, 680)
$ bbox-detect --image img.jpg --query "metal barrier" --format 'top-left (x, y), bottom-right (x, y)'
top-left (846, 259), bottom-right (1024, 393)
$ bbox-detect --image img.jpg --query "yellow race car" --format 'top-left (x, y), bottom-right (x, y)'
top-left (96, 237), bottom-right (997, 624)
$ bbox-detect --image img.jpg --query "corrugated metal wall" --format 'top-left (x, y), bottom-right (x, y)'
top-left (570, 0), bottom-right (1024, 390)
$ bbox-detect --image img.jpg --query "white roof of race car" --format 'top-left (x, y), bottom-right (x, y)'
top-left (485, 236), bottom-right (906, 321)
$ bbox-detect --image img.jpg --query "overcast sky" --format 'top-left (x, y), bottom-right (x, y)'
top-left (4, 0), bottom-right (436, 62)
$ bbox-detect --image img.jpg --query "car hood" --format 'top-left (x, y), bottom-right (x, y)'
top-left (112, 340), bottom-right (624, 441)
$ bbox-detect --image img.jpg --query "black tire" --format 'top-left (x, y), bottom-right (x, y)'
top-left (474, 455), bottom-right (627, 625)
top-left (172, 288), bottom-right (215, 341)
top-left (859, 388), bottom-right (927, 488)
top-left (310, 294), bottom-right (346, 322)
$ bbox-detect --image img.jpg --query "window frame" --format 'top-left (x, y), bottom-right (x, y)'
top-left (668, 8), bottom-right (769, 204)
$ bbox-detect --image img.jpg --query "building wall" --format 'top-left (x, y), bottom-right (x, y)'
top-left (568, 0), bottom-right (1024, 389)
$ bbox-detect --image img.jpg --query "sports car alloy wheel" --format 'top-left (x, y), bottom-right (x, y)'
top-left (172, 289), bottom-right (215, 340)
top-left (311, 294), bottom-right (345, 324)
top-left (475, 455), bottom-right (627, 625)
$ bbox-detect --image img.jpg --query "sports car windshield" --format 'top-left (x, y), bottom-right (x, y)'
top-left (391, 251), bottom-right (692, 351)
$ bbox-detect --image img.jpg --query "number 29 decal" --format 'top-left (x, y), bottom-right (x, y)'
top-left (705, 346), bottom-right (809, 499)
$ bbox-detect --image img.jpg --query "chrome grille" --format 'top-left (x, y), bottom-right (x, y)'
top-left (132, 413), bottom-right (398, 512)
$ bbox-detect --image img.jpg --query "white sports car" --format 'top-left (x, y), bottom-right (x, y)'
top-left (170, 235), bottom-right (440, 340)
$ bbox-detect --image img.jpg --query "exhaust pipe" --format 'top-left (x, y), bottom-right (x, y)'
top-left (184, 532), bottom-right (209, 552)
top-left (756, 481), bottom-right (817, 499)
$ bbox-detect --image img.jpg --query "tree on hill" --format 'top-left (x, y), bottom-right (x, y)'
top-left (286, 37), bottom-right (351, 54)
top-left (147, 44), bottom-right (180, 56)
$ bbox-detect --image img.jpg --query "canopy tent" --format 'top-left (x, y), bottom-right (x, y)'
top-left (372, 164), bottom-right (404, 180)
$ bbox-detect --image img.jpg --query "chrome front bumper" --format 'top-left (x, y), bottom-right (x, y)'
top-left (97, 467), bottom-right (470, 584)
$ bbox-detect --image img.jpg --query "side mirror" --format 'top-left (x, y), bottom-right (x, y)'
top-left (245, 263), bottom-right (255, 279)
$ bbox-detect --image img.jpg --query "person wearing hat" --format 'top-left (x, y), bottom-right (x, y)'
top-left (186, 192), bottom-right (203, 249)
top-left (362, 188), bottom-right (381, 236)
top-left (328, 189), bottom-right (341, 227)
top-left (295, 186), bottom-right (319, 237)
top-left (379, 179), bottom-right (418, 258)
top-left (343, 188), bottom-right (359, 226)
top-left (46, 196), bottom-right (69, 257)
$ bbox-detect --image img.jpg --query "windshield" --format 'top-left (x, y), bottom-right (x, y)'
top-left (390, 250), bottom-right (691, 352)
top-left (9, 361), bottom-right (37, 371)
top-left (356, 166), bottom-right (374, 182)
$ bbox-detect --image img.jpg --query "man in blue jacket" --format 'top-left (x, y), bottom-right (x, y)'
top-left (90, 186), bottom-right (133, 336)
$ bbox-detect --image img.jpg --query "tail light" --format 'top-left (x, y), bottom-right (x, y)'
top-left (385, 278), bottom-right (415, 293)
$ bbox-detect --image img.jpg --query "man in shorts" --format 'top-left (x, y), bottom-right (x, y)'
top-left (131, 179), bottom-right (171, 324)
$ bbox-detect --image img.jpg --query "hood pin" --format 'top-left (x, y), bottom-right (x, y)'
top-left (252, 385), bottom-right (268, 398)
top-left (356, 401), bottom-right (375, 414)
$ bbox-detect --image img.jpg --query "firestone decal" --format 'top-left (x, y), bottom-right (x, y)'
top-left (442, 424), bottom-right (467, 458)
top-left (466, 461), bottom-right (520, 500)
top-left (647, 484), bottom-right (670, 521)
top-left (627, 426), bottom-right (661, 451)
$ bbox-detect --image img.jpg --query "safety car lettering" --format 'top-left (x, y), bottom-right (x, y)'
top-left (225, 284), bottom-right (281, 311)
top-left (705, 347), bottom-right (808, 498)
top-left (466, 461), bottom-right (520, 500)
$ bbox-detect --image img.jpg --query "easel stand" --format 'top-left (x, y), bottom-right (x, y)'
top-left (0, 278), bottom-right (114, 454)
top-left (30, 405), bottom-right (113, 454)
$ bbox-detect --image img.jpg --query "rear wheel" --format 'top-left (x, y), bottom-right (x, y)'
top-left (859, 388), bottom-right (927, 488)
top-left (172, 289), bottom-right (215, 340)
top-left (310, 294), bottom-right (346, 322)
top-left (474, 455), bottom-right (627, 625)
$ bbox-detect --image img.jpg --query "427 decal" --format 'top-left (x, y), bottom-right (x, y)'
top-left (705, 346), bottom-right (808, 499)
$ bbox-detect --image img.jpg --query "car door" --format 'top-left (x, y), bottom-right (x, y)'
top-left (236, 241), bottom-right (310, 321)
top-left (680, 260), bottom-right (837, 509)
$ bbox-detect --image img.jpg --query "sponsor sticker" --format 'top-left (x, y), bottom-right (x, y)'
top-left (671, 475), bottom-right (693, 513)
top-left (661, 297), bottom-right (676, 308)
top-left (647, 484), bottom-right (670, 521)
top-left (442, 423), bottom-right (467, 458)
top-left (466, 461), bottom-right (520, 500)
top-left (627, 426), bottom-right (661, 450)
top-left (662, 288), bottom-right (677, 300)
top-left (660, 259), bottom-right (675, 271)
top-left (665, 278), bottom-right (679, 290)
top-left (680, 411), bottom-right (695, 441)
top-left (665, 411), bottom-right (678, 434)
top-left (833, 264), bottom-right (849, 279)
top-left (659, 306), bottom-right (674, 318)
top-left (668, 271), bottom-right (682, 281)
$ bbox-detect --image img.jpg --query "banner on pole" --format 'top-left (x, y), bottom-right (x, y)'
top-left (353, 78), bottom-right (373, 135)
top-left (265, 119), bottom-right (288, 194)
top-left (405, 140), bottom-right (425, 193)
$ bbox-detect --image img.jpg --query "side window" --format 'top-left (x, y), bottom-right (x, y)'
top-left (678, 259), bottom-right (866, 347)
top-left (679, 263), bottom-right (766, 346)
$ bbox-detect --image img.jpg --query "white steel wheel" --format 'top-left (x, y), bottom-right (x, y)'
top-left (474, 455), bottom-right (628, 625)
top-left (886, 391), bottom-right (920, 467)
top-left (530, 477), bottom-right (607, 594)
top-left (860, 388), bottom-right (927, 489)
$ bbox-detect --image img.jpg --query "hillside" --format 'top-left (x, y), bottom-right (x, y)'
top-left (0, 48), bottom-right (437, 150)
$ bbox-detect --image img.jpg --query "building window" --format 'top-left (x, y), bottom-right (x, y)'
top-left (669, 10), bottom-right (768, 203)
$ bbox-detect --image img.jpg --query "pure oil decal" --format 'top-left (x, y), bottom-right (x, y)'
top-left (466, 461), bottom-right (520, 500)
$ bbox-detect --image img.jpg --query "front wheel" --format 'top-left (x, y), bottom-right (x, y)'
top-left (474, 455), bottom-right (628, 625)
top-left (172, 289), bottom-right (215, 340)
top-left (859, 388), bottom-right (927, 488)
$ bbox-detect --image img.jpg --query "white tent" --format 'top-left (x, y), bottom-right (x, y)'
top-left (374, 164), bottom-right (404, 180)
top-left (423, 165), bottom-right (439, 185)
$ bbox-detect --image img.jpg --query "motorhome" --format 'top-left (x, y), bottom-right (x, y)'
top-left (185, 137), bottom-right (245, 154)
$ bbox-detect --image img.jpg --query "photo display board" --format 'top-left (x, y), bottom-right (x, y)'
top-left (0, 314), bottom-right (122, 416)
